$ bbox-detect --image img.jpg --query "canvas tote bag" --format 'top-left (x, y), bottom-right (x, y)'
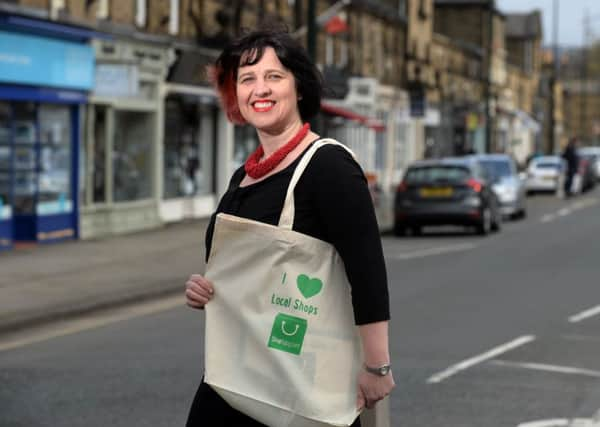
top-left (204, 139), bottom-right (363, 427)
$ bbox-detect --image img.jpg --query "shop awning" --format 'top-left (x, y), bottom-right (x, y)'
top-left (320, 102), bottom-right (386, 132)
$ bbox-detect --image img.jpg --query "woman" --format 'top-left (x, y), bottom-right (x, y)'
top-left (185, 28), bottom-right (394, 426)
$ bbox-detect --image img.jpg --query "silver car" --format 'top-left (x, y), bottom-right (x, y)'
top-left (474, 154), bottom-right (527, 219)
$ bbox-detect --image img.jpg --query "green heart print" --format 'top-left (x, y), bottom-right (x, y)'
top-left (297, 274), bottom-right (323, 299)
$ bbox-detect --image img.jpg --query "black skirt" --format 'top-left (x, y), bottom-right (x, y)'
top-left (186, 379), bottom-right (361, 427)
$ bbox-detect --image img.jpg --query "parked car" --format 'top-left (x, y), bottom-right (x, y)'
top-left (475, 154), bottom-right (527, 219)
top-left (525, 155), bottom-right (565, 194)
top-left (577, 147), bottom-right (600, 182)
top-left (394, 157), bottom-right (502, 236)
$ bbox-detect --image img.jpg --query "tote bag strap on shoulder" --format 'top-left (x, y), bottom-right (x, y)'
top-left (278, 138), bottom-right (356, 230)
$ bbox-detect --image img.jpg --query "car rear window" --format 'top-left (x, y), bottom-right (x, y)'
top-left (405, 165), bottom-right (470, 183)
top-left (534, 162), bottom-right (560, 169)
top-left (480, 160), bottom-right (512, 178)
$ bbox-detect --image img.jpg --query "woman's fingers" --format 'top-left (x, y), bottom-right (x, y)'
top-left (185, 276), bottom-right (214, 308)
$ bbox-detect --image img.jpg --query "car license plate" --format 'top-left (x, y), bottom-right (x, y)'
top-left (420, 187), bottom-right (453, 197)
top-left (543, 176), bottom-right (555, 181)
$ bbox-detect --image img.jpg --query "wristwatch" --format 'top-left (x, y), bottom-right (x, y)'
top-left (364, 363), bottom-right (391, 377)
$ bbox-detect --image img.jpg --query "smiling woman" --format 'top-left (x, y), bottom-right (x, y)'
top-left (184, 28), bottom-right (393, 427)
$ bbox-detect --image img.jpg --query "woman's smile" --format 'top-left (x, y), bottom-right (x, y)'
top-left (252, 99), bottom-right (275, 112)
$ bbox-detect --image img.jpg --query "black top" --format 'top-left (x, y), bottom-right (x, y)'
top-left (205, 142), bottom-right (390, 325)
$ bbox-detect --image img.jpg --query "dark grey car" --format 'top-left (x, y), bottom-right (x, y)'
top-left (394, 157), bottom-right (502, 236)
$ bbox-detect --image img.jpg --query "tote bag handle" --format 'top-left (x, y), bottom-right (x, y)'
top-left (278, 138), bottom-right (356, 230)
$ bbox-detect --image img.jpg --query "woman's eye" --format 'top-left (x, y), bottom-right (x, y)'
top-left (267, 74), bottom-right (282, 80)
top-left (239, 76), bottom-right (254, 84)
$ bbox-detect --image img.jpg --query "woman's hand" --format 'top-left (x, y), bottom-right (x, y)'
top-left (185, 274), bottom-right (214, 309)
top-left (356, 369), bottom-right (395, 410)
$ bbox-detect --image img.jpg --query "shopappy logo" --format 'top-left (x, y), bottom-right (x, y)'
top-left (296, 274), bottom-right (323, 299)
top-left (268, 313), bottom-right (308, 355)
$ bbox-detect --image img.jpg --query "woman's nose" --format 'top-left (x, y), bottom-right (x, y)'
top-left (253, 78), bottom-right (271, 97)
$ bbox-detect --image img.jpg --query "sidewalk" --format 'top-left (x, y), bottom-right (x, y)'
top-left (0, 218), bottom-right (211, 335)
top-left (0, 197), bottom-right (394, 335)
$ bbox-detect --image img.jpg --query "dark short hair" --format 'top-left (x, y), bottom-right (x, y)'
top-left (213, 28), bottom-right (323, 124)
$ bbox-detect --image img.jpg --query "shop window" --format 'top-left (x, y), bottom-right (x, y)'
top-left (38, 105), bottom-right (72, 214)
top-left (113, 111), bottom-right (153, 202)
top-left (233, 125), bottom-right (259, 171)
top-left (163, 94), bottom-right (212, 199)
top-left (93, 106), bottom-right (107, 203)
top-left (0, 102), bottom-right (10, 218)
top-left (13, 102), bottom-right (36, 215)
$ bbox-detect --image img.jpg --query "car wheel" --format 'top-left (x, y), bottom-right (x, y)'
top-left (476, 207), bottom-right (492, 235)
top-left (518, 208), bottom-right (527, 219)
top-left (393, 222), bottom-right (406, 237)
top-left (410, 226), bottom-right (422, 236)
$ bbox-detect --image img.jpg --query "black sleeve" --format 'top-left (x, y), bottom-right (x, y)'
top-left (306, 145), bottom-right (390, 325)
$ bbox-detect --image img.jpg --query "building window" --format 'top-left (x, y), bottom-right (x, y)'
top-left (112, 111), bottom-right (153, 202)
top-left (524, 41), bottom-right (533, 74)
top-left (13, 102), bottom-right (36, 215)
top-left (169, 0), bottom-right (180, 35)
top-left (398, 0), bottom-right (407, 18)
top-left (233, 125), bottom-right (259, 171)
top-left (92, 106), bottom-right (107, 204)
top-left (163, 95), bottom-right (212, 199)
top-left (0, 102), bottom-right (10, 217)
top-left (325, 35), bottom-right (334, 66)
top-left (38, 105), bottom-right (72, 214)
top-left (339, 39), bottom-right (348, 68)
top-left (50, 0), bottom-right (65, 20)
top-left (135, 0), bottom-right (147, 28)
top-left (97, 0), bottom-right (109, 20)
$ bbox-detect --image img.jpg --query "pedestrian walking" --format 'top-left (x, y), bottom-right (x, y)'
top-left (562, 137), bottom-right (579, 197)
top-left (184, 28), bottom-right (394, 426)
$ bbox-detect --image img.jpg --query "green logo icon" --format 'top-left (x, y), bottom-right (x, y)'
top-left (268, 313), bottom-right (308, 355)
top-left (296, 274), bottom-right (323, 299)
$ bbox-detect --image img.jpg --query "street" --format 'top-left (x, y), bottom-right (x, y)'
top-left (1, 190), bottom-right (600, 427)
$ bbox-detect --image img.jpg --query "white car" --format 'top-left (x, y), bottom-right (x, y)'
top-left (476, 154), bottom-right (527, 219)
top-left (526, 156), bottom-right (566, 194)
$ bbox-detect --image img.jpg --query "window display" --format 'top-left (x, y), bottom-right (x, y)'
top-left (0, 102), bottom-right (11, 218)
top-left (38, 105), bottom-right (72, 215)
top-left (233, 125), bottom-right (259, 171)
top-left (163, 94), bottom-right (211, 199)
top-left (93, 106), bottom-right (107, 203)
top-left (12, 103), bottom-right (36, 214)
top-left (113, 110), bottom-right (153, 202)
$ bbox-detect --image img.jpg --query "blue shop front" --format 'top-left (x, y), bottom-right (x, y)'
top-left (0, 16), bottom-right (95, 249)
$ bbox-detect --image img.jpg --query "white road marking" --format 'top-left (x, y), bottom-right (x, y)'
top-left (517, 419), bottom-right (598, 427)
top-left (389, 243), bottom-right (477, 260)
top-left (492, 360), bottom-right (600, 379)
top-left (539, 197), bottom-right (598, 223)
top-left (568, 304), bottom-right (600, 323)
top-left (541, 214), bottom-right (556, 223)
top-left (0, 294), bottom-right (183, 352)
top-left (426, 335), bottom-right (535, 384)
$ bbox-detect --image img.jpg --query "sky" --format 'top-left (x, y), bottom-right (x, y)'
top-left (497, 0), bottom-right (600, 47)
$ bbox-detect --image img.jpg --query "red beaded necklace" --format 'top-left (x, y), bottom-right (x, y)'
top-left (244, 123), bottom-right (310, 179)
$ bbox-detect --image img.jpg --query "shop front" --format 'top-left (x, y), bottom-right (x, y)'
top-left (0, 19), bottom-right (95, 248)
top-left (158, 47), bottom-right (225, 223)
top-left (80, 38), bottom-right (170, 239)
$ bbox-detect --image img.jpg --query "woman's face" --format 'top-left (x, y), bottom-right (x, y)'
top-left (236, 47), bottom-right (301, 133)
